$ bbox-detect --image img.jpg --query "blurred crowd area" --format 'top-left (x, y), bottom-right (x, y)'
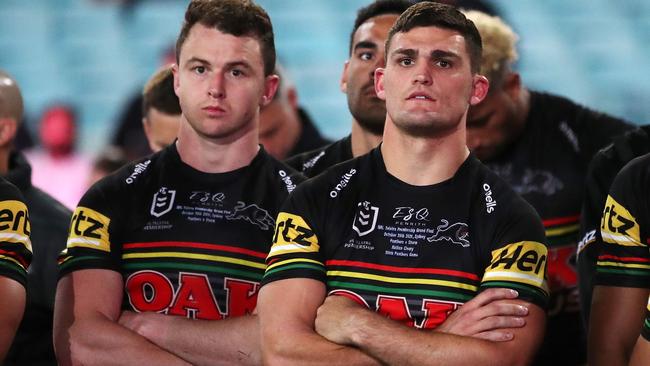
top-left (1, 0), bottom-right (649, 206)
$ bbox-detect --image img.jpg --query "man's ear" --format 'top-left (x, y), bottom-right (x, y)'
top-left (469, 74), bottom-right (489, 106)
top-left (261, 74), bottom-right (280, 107)
top-left (502, 72), bottom-right (522, 101)
top-left (0, 119), bottom-right (18, 147)
top-left (374, 68), bottom-right (386, 101)
top-left (172, 63), bottom-right (181, 97)
top-left (340, 60), bottom-right (350, 94)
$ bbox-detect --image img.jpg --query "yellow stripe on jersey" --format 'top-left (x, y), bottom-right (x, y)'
top-left (485, 241), bottom-right (548, 290)
top-left (67, 207), bottom-right (111, 252)
top-left (600, 195), bottom-right (642, 247)
top-left (596, 261), bottom-right (650, 271)
top-left (268, 212), bottom-right (319, 256)
top-left (546, 224), bottom-right (579, 237)
top-left (0, 199), bottom-right (32, 252)
top-left (266, 258), bottom-right (323, 272)
top-left (123, 252), bottom-right (267, 270)
top-left (326, 270), bottom-right (478, 292)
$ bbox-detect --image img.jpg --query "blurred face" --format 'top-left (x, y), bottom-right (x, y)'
top-left (40, 107), bottom-right (75, 152)
top-left (342, 14), bottom-right (398, 135)
top-left (375, 26), bottom-right (488, 136)
top-left (173, 24), bottom-right (277, 141)
top-left (466, 80), bottom-right (521, 161)
top-left (259, 91), bottom-right (300, 159)
top-left (143, 108), bottom-right (181, 152)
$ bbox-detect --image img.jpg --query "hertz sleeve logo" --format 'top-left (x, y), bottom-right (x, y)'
top-left (0, 200), bottom-right (32, 252)
top-left (483, 241), bottom-right (548, 289)
top-left (67, 207), bottom-right (111, 252)
top-left (268, 212), bottom-right (319, 256)
top-left (600, 195), bottom-right (641, 247)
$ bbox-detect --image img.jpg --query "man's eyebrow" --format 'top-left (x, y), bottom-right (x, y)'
top-left (430, 50), bottom-right (460, 60)
top-left (353, 41), bottom-right (378, 52)
top-left (185, 57), bottom-right (210, 65)
top-left (390, 48), bottom-right (417, 58)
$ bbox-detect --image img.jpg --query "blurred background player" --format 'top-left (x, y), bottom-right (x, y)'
top-left (285, 0), bottom-right (412, 177)
top-left (0, 69), bottom-right (70, 366)
top-left (463, 10), bottom-right (635, 365)
top-left (259, 63), bottom-right (331, 160)
top-left (141, 66), bottom-right (182, 153)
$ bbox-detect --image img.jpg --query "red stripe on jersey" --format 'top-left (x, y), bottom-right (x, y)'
top-left (123, 241), bottom-right (267, 259)
top-left (542, 215), bottom-right (580, 227)
top-left (598, 254), bottom-right (650, 263)
top-left (325, 259), bottom-right (480, 280)
top-left (0, 248), bottom-right (28, 268)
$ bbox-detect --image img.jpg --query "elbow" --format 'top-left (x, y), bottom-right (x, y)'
top-left (54, 322), bottom-right (96, 366)
top-left (261, 334), bottom-right (299, 366)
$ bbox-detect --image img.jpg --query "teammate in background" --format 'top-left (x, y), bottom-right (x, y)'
top-left (53, 1), bottom-right (302, 365)
top-left (462, 10), bottom-right (635, 365)
top-left (0, 177), bottom-right (32, 363)
top-left (142, 66), bottom-right (182, 153)
top-left (630, 295), bottom-right (650, 366)
top-left (0, 69), bottom-right (70, 366)
top-left (578, 125), bottom-right (650, 325)
top-left (285, 0), bottom-right (411, 177)
top-left (259, 63), bottom-right (331, 160)
top-left (258, 3), bottom-right (548, 365)
top-left (587, 153), bottom-right (650, 366)
top-left (87, 146), bottom-right (130, 187)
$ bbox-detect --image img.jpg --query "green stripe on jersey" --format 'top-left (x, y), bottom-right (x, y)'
top-left (124, 262), bottom-right (263, 281)
top-left (327, 280), bottom-right (473, 302)
top-left (264, 263), bottom-right (325, 277)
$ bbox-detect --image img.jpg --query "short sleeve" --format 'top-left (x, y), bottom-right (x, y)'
top-left (0, 181), bottom-right (32, 287)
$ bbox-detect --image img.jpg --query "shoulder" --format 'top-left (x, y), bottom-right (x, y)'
top-left (285, 135), bottom-right (352, 177)
top-left (0, 177), bottom-right (24, 202)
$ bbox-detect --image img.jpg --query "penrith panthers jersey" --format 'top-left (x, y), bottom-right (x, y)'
top-left (58, 144), bottom-right (303, 319)
top-left (595, 153), bottom-right (650, 289)
top-left (263, 147), bottom-right (549, 328)
top-left (0, 177), bottom-right (32, 287)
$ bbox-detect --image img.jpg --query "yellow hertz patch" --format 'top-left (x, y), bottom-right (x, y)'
top-left (600, 195), bottom-right (642, 247)
top-left (268, 212), bottom-right (319, 257)
top-left (483, 241), bottom-right (548, 290)
top-left (66, 207), bottom-right (111, 252)
top-left (0, 200), bottom-right (32, 252)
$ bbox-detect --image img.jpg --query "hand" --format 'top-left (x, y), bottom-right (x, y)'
top-left (436, 288), bottom-right (528, 341)
top-left (315, 295), bottom-right (367, 346)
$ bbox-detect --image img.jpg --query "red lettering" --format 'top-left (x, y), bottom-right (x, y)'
top-left (376, 295), bottom-right (414, 327)
top-left (547, 246), bottom-right (577, 291)
top-left (329, 289), bottom-right (370, 307)
top-left (168, 273), bottom-right (222, 320)
top-left (125, 271), bottom-right (174, 312)
top-left (419, 300), bottom-right (459, 329)
top-left (224, 278), bottom-right (259, 317)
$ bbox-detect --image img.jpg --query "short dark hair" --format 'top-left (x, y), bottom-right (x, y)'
top-left (142, 67), bottom-right (181, 117)
top-left (349, 0), bottom-right (413, 54)
top-left (175, 0), bottom-right (276, 76)
top-left (386, 2), bottom-right (483, 73)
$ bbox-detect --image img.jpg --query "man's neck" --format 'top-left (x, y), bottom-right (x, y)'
top-left (175, 121), bottom-right (260, 174)
top-left (350, 120), bottom-right (383, 158)
top-left (380, 120), bottom-right (469, 186)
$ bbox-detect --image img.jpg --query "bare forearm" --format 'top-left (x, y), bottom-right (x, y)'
top-left (132, 314), bottom-right (261, 366)
top-left (56, 317), bottom-right (190, 366)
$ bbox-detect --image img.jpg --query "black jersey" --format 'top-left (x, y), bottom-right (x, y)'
top-left (285, 135), bottom-right (353, 178)
top-left (483, 91), bottom-right (633, 364)
top-left (0, 176), bottom-right (32, 287)
top-left (594, 153), bottom-right (650, 289)
top-left (264, 148), bottom-right (548, 328)
top-left (58, 144), bottom-right (303, 319)
top-left (578, 125), bottom-right (650, 326)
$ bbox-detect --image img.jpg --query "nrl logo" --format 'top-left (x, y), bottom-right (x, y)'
top-left (352, 201), bottom-right (379, 237)
top-left (150, 187), bottom-right (176, 218)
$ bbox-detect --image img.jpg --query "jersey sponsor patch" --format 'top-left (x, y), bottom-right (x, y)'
top-left (67, 207), bottom-right (111, 252)
top-left (484, 241), bottom-right (548, 289)
top-left (269, 212), bottom-right (319, 256)
top-left (600, 195), bottom-right (641, 247)
top-left (0, 199), bottom-right (32, 252)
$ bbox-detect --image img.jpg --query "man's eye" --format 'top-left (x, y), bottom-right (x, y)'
top-left (193, 66), bottom-right (206, 74)
top-left (436, 60), bottom-right (452, 68)
top-left (399, 58), bottom-right (414, 66)
top-left (231, 69), bottom-right (244, 77)
top-left (359, 52), bottom-right (373, 61)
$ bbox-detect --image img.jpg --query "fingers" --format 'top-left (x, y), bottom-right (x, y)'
top-left (463, 288), bottom-right (519, 309)
top-left (474, 330), bottom-right (515, 342)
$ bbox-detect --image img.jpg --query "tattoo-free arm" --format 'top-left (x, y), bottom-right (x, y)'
top-left (119, 310), bottom-right (260, 366)
top-left (316, 295), bottom-right (545, 366)
top-left (53, 269), bottom-right (190, 366)
top-left (588, 285), bottom-right (649, 366)
top-left (0, 277), bottom-right (25, 362)
top-left (257, 278), bottom-right (381, 366)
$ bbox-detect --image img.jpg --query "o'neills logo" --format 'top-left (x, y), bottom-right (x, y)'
top-left (278, 170), bottom-right (297, 193)
top-left (329, 169), bottom-right (357, 198)
top-left (483, 183), bottom-right (497, 213)
top-left (126, 160), bottom-right (151, 184)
